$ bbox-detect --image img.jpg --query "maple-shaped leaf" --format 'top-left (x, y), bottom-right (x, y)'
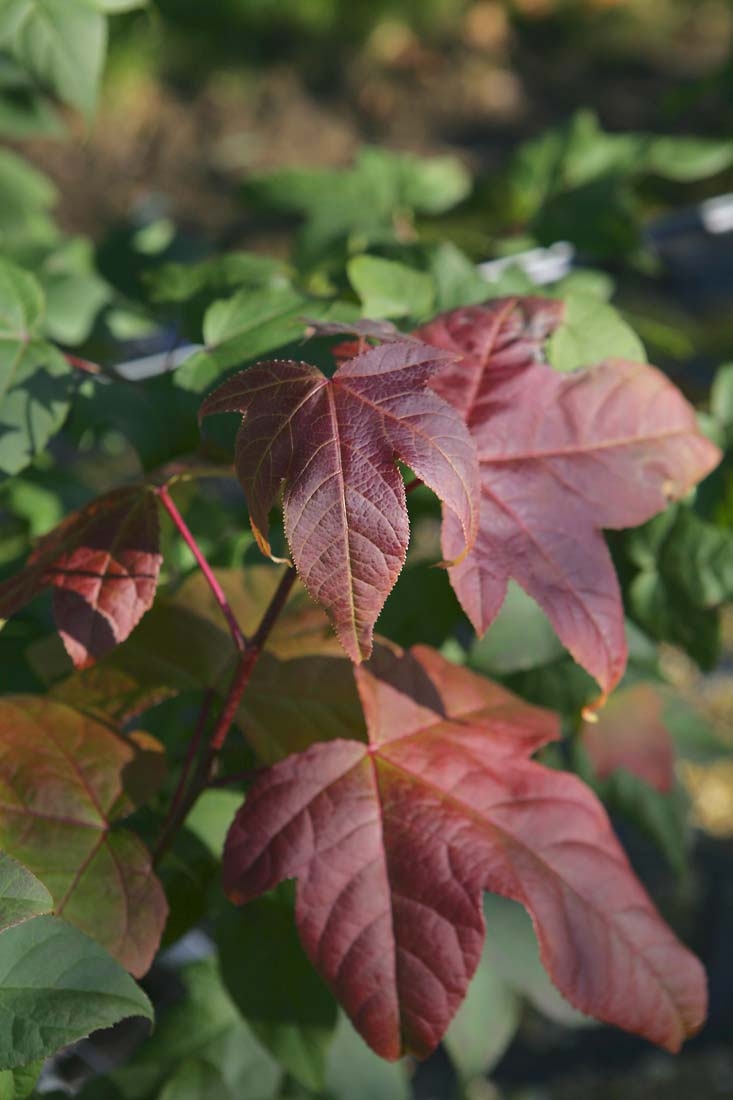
top-left (199, 342), bottom-right (479, 662)
top-left (0, 485), bottom-right (162, 668)
top-left (0, 696), bottom-right (168, 976)
top-left (582, 682), bottom-right (676, 793)
top-left (223, 645), bottom-right (706, 1060)
top-left (415, 298), bottom-right (721, 697)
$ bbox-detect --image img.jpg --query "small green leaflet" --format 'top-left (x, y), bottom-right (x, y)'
top-left (0, 854), bottom-right (52, 933)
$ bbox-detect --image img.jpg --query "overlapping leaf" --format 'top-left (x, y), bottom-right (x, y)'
top-left (52, 567), bottom-right (366, 763)
top-left (223, 644), bottom-right (706, 1060)
top-left (0, 485), bottom-right (162, 668)
top-left (415, 297), bottom-right (721, 696)
top-left (200, 341), bottom-right (479, 662)
top-left (0, 696), bottom-right (168, 976)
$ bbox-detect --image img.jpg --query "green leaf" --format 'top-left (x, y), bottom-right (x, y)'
top-left (0, 150), bottom-right (57, 247)
top-left (547, 292), bottom-right (646, 372)
top-left (157, 829), bottom-right (218, 950)
top-left (0, 259), bottom-right (73, 479)
top-left (246, 147), bottom-right (471, 264)
top-left (0, 696), bottom-right (167, 976)
top-left (147, 252), bottom-right (292, 304)
top-left (482, 894), bottom-right (590, 1026)
top-left (36, 237), bottom-right (111, 345)
top-left (0, 1059), bottom-right (42, 1100)
top-left (445, 944), bottom-right (519, 1082)
top-left (643, 136), bottom-right (733, 182)
top-left (325, 1014), bottom-right (409, 1100)
top-left (175, 287), bottom-right (356, 394)
top-left (157, 1059), bottom-right (237, 1100)
top-left (112, 958), bottom-right (280, 1100)
top-left (711, 363), bottom-right (733, 441)
top-left (0, 915), bottom-right (152, 1069)
top-left (0, 855), bottom-right (52, 934)
top-left (0, 0), bottom-right (107, 116)
top-left (347, 254), bottom-right (435, 321)
top-left (426, 242), bottom-right (493, 312)
top-left (623, 505), bottom-right (733, 668)
top-left (217, 885), bottom-right (338, 1091)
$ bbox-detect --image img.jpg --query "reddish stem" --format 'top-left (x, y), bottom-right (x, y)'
top-left (157, 484), bottom-right (247, 652)
top-left (153, 566), bottom-right (297, 864)
top-left (153, 691), bottom-right (213, 862)
top-left (207, 565), bottom-right (297, 754)
top-left (65, 353), bottom-right (101, 375)
top-left (405, 477), bottom-right (423, 494)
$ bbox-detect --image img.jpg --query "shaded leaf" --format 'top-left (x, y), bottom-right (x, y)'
top-left (416, 297), bottom-right (721, 696)
top-left (112, 958), bottom-right (280, 1100)
top-left (217, 885), bottom-right (338, 1090)
top-left (53, 567), bottom-right (366, 763)
top-left (0, 259), bottom-right (73, 479)
top-left (325, 1014), bottom-right (410, 1100)
top-left (0, 485), bottom-right (162, 668)
top-left (0, 696), bottom-right (167, 975)
top-left (147, 251), bottom-right (291, 304)
top-left (0, 915), bottom-right (152, 1069)
top-left (223, 644), bottom-right (706, 1060)
top-left (621, 504), bottom-right (733, 668)
top-left (200, 341), bottom-right (479, 662)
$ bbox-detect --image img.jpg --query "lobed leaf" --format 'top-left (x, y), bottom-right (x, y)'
top-left (223, 644), bottom-right (706, 1060)
top-left (415, 297), bottom-right (721, 697)
top-left (200, 341), bottom-right (479, 663)
top-left (0, 696), bottom-right (167, 976)
top-left (0, 485), bottom-right (162, 668)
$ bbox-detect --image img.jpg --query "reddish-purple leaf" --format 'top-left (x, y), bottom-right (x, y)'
top-left (0, 486), bottom-right (162, 669)
top-left (223, 644), bottom-right (706, 1060)
top-left (0, 696), bottom-right (168, 976)
top-left (199, 342), bottom-right (479, 662)
top-left (415, 298), bottom-right (722, 697)
top-left (582, 683), bottom-right (675, 793)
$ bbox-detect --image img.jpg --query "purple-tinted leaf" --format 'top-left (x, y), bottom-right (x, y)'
top-left (223, 644), bottom-right (706, 1060)
top-left (0, 486), bottom-right (162, 669)
top-left (200, 342), bottom-right (479, 662)
top-left (416, 298), bottom-right (721, 697)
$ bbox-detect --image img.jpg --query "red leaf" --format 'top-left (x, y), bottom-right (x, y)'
top-left (0, 486), bottom-right (162, 669)
top-left (223, 645), bottom-right (706, 1060)
top-left (415, 298), bottom-right (722, 697)
top-left (199, 342), bottom-right (479, 662)
top-left (0, 696), bottom-right (168, 976)
top-left (582, 683), bottom-right (676, 793)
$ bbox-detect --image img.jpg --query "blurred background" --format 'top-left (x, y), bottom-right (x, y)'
top-left (2, 2), bottom-right (733, 1098)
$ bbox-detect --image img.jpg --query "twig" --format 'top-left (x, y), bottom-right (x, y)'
top-left (65, 353), bottom-right (101, 375)
top-left (157, 483), bottom-right (247, 652)
top-left (153, 566), bottom-right (297, 864)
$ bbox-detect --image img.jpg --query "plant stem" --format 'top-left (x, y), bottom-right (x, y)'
top-left (157, 483), bottom-right (247, 652)
top-left (65, 353), bottom-right (101, 375)
top-left (153, 565), bottom-right (297, 864)
top-left (405, 477), bottom-right (423, 493)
